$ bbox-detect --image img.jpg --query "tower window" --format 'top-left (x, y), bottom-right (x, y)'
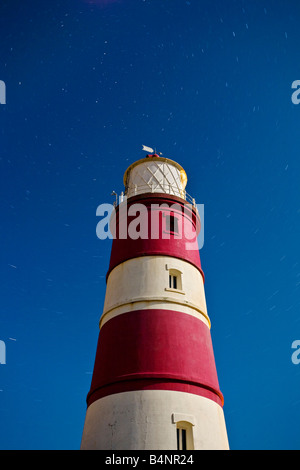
top-left (175, 421), bottom-right (194, 450)
top-left (165, 268), bottom-right (184, 294)
top-left (169, 274), bottom-right (178, 289)
top-left (165, 214), bottom-right (179, 234)
top-left (177, 428), bottom-right (187, 451)
top-left (172, 414), bottom-right (195, 451)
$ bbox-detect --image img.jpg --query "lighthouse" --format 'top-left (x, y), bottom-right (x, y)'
top-left (80, 151), bottom-right (229, 450)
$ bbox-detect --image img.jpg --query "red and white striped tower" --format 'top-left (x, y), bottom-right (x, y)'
top-left (81, 152), bottom-right (229, 450)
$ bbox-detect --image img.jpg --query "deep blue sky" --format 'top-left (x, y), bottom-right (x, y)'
top-left (0, 0), bottom-right (300, 450)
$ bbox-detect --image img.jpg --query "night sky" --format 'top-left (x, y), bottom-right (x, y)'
top-left (1, 0), bottom-right (300, 450)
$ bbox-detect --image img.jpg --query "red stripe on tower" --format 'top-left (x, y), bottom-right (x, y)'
top-left (87, 309), bottom-right (224, 407)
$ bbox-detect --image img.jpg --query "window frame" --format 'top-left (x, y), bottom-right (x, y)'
top-left (172, 414), bottom-right (195, 451)
top-left (165, 267), bottom-right (184, 294)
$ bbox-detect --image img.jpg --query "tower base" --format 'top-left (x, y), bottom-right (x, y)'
top-left (80, 390), bottom-right (229, 450)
